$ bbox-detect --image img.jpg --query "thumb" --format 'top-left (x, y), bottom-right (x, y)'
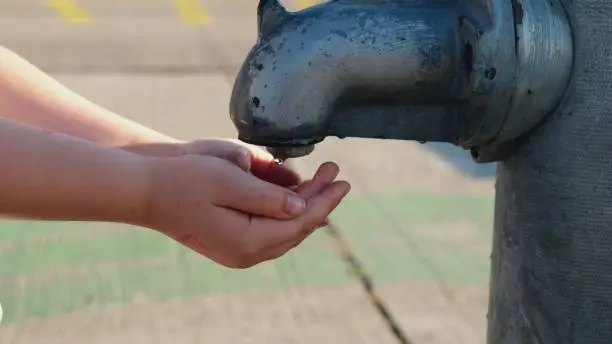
top-left (212, 160), bottom-right (307, 219)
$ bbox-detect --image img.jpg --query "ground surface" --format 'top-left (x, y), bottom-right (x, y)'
top-left (0, 1), bottom-right (495, 343)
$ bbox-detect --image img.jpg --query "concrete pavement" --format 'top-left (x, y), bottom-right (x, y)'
top-left (0, 0), bottom-right (316, 72)
top-left (0, 1), bottom-right (494, 343)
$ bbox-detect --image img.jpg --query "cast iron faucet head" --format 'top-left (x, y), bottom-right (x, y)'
top-left (229, 0), bottom-right (574, 162)
top-left (230, 0), bottom-right (466, 159)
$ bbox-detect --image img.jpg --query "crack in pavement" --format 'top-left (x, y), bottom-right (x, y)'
top-left (325, 222), bottom-right (414, 344)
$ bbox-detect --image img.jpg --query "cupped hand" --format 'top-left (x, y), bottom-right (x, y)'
top-left (122, 138), bottom-right (300, 187)
top-left (142, 155), bottom-right (350, 269)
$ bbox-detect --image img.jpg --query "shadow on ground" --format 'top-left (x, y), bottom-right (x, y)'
top-left (424, 142), bottom-right (497, 179)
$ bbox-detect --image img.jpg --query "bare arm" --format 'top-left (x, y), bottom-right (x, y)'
top-left (0, 117), bottom-right (150, 223)
top-left (0, 46), bottom-right (173, 148)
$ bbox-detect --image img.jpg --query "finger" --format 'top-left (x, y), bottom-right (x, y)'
top-left (183, 139), bottom-right (252, 171)
top-left (251, 158), bottom-right (301, 187)
top-left (187, 139), bottom-right (301, 186)
top-left (208, 181), bottom-right (349, 267)
top-left (268, 180), bottom-right (348, 254)
top-left (210, 139), bottom-right (301, 186)
top-left (298, 180), bottom-right (351, 233)
top-left (291, 180), bottom-right (312, 193)
top-left (293, 162), bottom-right (339, 227)
top-left (295, 162), bottom-right (339, 198)
top-left (240, 145), bottom-right (301, 187)
top-left (243, 180), bottom-right (350, 248)
top-left (212, 159), bottom-right (307, 219)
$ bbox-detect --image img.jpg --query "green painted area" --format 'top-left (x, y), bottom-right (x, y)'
top-left (1, 234), bottom-right (352, 323)
top-left (332, 194), bottom-right (494, 285)
top-left (0, 220), bottom-right (71, 242)
top-left (2, 229), bottom-right (174, 279)
top-left (0, 193), bottom-right (494, 323)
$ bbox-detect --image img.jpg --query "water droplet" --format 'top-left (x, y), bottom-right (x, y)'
top-left (274, 158), bottom-right (285, 166)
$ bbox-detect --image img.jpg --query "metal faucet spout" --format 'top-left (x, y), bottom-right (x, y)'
top-left (230, 0), bottom-right (467, 157)
top-left (229, 0), bottom-right (574, 162)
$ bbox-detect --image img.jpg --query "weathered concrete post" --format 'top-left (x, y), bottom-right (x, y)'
top-left (487, 1), bottom-right (612, 342)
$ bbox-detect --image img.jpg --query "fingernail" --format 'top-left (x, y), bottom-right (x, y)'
top-left (341, 182), bottom-right (351, 196)
top-left (286, 194), bottom-right (306, 216)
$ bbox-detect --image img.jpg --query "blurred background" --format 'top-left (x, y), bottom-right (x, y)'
top-left (0, 1), bottom-right (496, 343)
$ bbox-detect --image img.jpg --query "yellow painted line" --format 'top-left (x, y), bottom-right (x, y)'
top-left (48, 0), bottom-right (91, 23)
top-left (175, 0), bottom-right (212, 25)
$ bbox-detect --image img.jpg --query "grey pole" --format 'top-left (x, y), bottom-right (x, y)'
top-left (487, 1), bottom-right (612, 342)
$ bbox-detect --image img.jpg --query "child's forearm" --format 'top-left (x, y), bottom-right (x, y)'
top-left (0, 118), bottom-right (151, 224)
top-left (0, 46), bottom-right (173, 147)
